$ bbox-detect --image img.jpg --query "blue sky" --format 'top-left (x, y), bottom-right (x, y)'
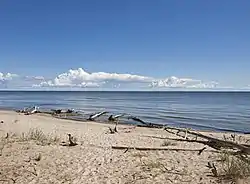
top-left (0, 0), bottom-right (250, 89)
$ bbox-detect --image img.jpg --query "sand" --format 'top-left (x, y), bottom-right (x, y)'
top-left (0, 110), bottom-right (249, 184)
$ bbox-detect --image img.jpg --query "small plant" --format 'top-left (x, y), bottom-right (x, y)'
top-left (34, 153), bottom-right (42, 161)
top-left (0, 134), bottom-right (10, 156)
top-left (161, 140), bottom-right (177, 147)
top-left (19, 128), bottom-right (60, 146)
top-left (29, 128), bottom-right (47, 142)
top-left (216, 151), bottom-right (250, 182)
top-left (141, 160), bottom-right (164, 172)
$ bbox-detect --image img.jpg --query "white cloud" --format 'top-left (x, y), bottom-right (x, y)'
top-left (1, 68), bottom-right (221, 90)
top-left (149, 76), bottom-right (218, 89)
top-left (37, 68), bottom-right (152, 88)
top-left (0, 72), bottom-right (18, 81)
top-left (25, 76), bottom-right (45, 80)
top-left (35, 80), bottom-right (101, 88)
top-left (57, 68), bottom-right (151, 82)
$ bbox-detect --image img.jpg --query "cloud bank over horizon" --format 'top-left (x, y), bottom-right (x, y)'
top-left (0, 68), bottom-right (243, 90)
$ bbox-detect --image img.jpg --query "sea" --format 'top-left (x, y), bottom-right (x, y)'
top-left (0, 91), bottom-right (249, 133)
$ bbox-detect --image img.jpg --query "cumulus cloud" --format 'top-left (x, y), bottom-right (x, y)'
top-left (0, 72), bottom-right (18, 81)
top-left (36, 68), bottom-right (152, 88)
top-left (1, 68), bottom-right (220, 90)
top-left (35, 80), bottom-right (101, 88)
top-left (149, 76), bottom-right (218, 89)
top-left (57, 68), bottom-right (151, 82)
top-left (0, 73), bottom-right (46, 89)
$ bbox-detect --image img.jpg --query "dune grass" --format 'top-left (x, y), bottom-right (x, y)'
top-left (19, 128), bottom-right (60, 146)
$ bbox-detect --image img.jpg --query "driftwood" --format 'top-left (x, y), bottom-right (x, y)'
top-left (164, 126), bottom-right (250, 154)
top-left (108, 127), bottom-right (116, 134)
top-left (145, 135), bottom-right (250, 148)
top-left (198, 147), bottom-right (207, 155)
top-left (206, 162), bottom-right (218, 177)
top-left (5, 133), bottom-right (9, 139)
top-left (60, 134), bottom-right (77, 146)
top-left (111, 146), bottom-right (216, 153)
top-left (108, 123), bottom-right (118, 134)
top-left (68, 134), bottom-right (77, 146)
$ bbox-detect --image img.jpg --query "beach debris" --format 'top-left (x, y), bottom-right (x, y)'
top-left (17, 106), bottom-right (40, 115)
top-left (108, 113), bottom-right (126, 122)
top-left (68, 134), bottom-right (77, 146)
top-left (128, 116), bottom-right (148, 125)
top-left (60, 134), bottom-right (77, 146)
top-left (123, 148), bottom-right (129, 154)
top-left (127, 115), bottom-right (163, 128)
top-left (108, 125), bottom-right (118, 134)
top-left (231, 134), bottom-right (236, 142)
top-left (87, 111), bottom-right (108, 121)
top-left (198, 147), bottom-right (207, 155)
top-left (223, 134), bottom-right (227, 141)
top-left (206, 162), bottom-right (218, 177)
top-left (184, 128), bottom-right (188, 139)
top-left (34, 153), bottom-right (42, 161)
top-left (164, 126), bottom-right (250, 154)
top-left (16, 107), bottom-right (27, 113)
top-left (108, 127), bottom-right (116, 134)
top-left (51, 109), bottom-right (77, 116)
top-left (51, 109), bottom-right (62, 114)
top-left (26, 106), bottom-right (39, 115)
top-left (5, 133), bottom-right (9, 139)
top-left (111, 145), bottom-right (212, 152)
top-left (66, 109), bottom-right (74, 113)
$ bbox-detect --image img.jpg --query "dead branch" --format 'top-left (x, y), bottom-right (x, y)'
top-left (144, 135), bottom-right (250, 151)
top-left (111, 145), bottom-right (217, 152)
top-left (198, 147), bottom-right (207, 155)
top-left (68, 134), bottom-right (77, 146)
top-left (206, 162), bottom-right (218, 177)
top-left (11, 178), bottom-right (16, 183)
top-left (123, 148), bottom-right (129, 154)
top-left (114, 125), bottom-right (118, 133)
top-left (60, 134), bottom-right (77, 146)
top-left (164, 128), bottom-right (190, 139)
top-left (108, 127), bottom-right (115, 134)
top-left (164, 126), bottom-right (250, 154)
top-left (108, 125), bottom-right (118, 134)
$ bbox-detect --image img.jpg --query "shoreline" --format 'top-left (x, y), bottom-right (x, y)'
top-left (1, 108), bottom-right (249, 134)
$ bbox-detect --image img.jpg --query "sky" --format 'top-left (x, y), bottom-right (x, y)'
top-left (0, 0), bottom-right (250, 90)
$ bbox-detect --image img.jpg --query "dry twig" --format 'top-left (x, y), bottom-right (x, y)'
top-left (111, 146), bottom-right (213, 153)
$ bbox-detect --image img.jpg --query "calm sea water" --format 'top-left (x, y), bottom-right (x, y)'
top-left (0, 91), bottom-right (249, 133)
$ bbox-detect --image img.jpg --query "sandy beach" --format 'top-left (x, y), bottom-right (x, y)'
top-left (0, 110), bottom-right (249, 184)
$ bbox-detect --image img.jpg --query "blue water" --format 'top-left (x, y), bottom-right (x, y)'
top-left (0, 91), bottom-right (250, 133)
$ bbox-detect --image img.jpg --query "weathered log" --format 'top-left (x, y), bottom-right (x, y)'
top-left (164, 126), bottom-right (250, 154)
